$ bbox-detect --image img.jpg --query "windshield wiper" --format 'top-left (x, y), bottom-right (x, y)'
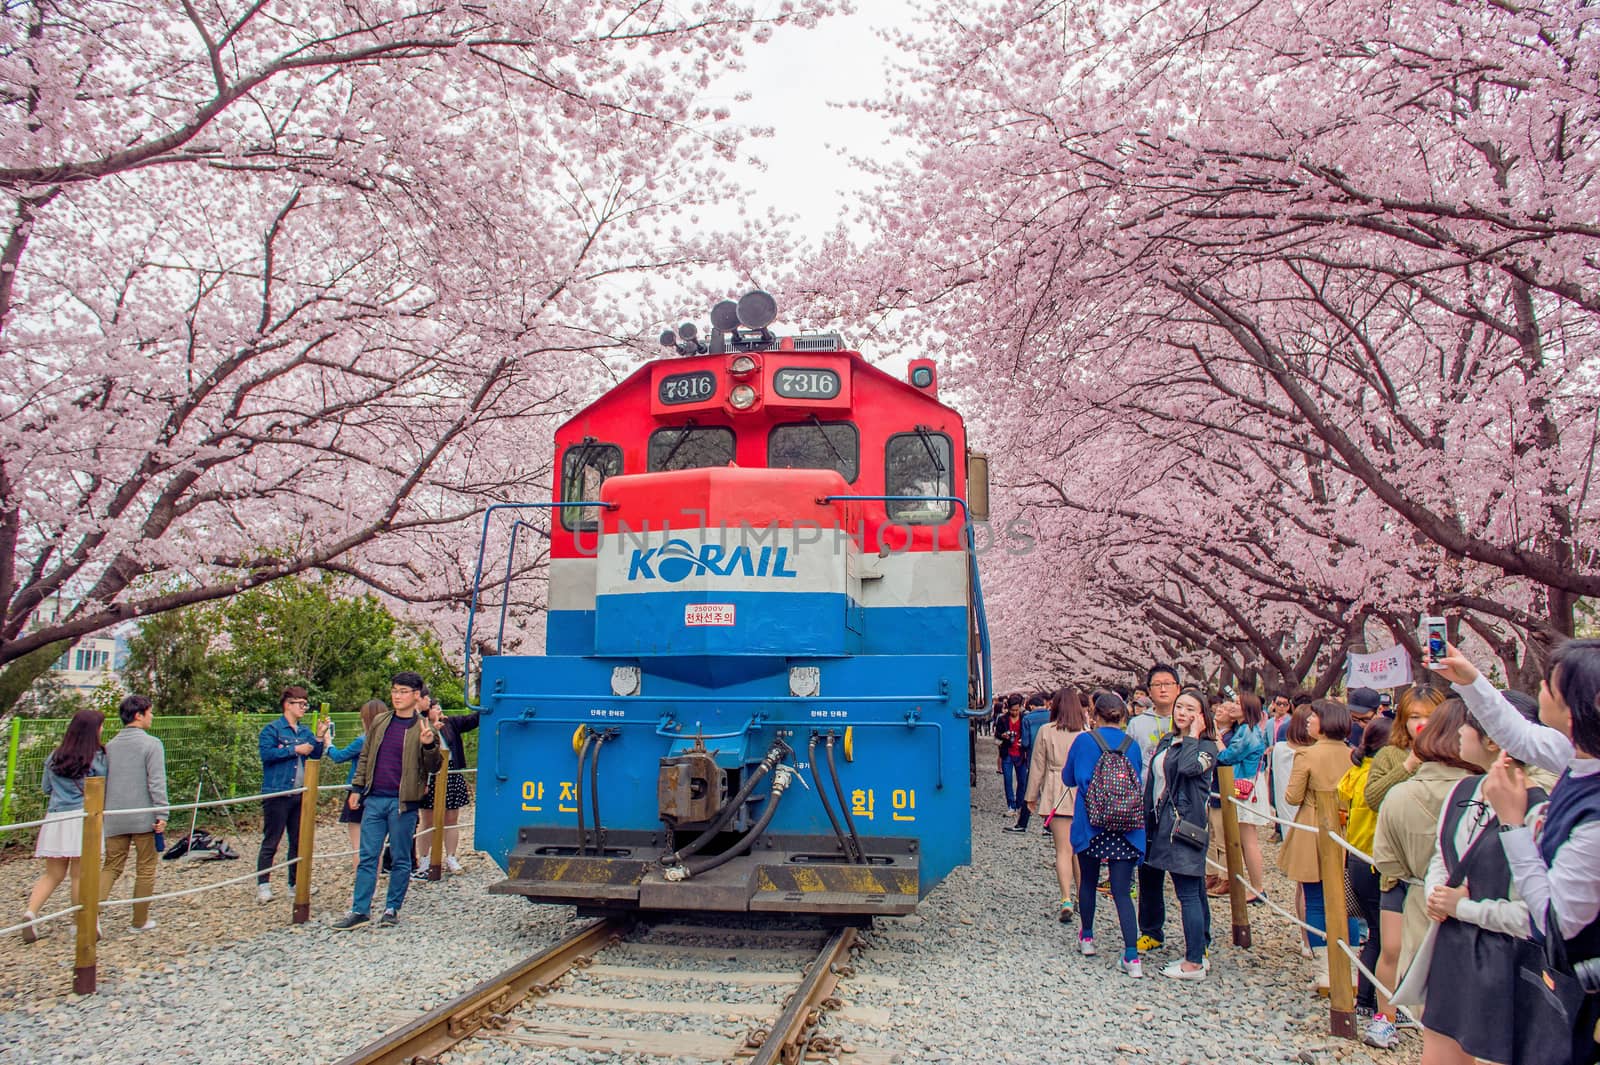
top-left (563, 436), bottom-right (599, 509)
top-left (911, 424), bottom-right (945, 475)
top-left (806, 413), bottom-right (849, 474)
top-left (656, 419), bottom-right (699, 471)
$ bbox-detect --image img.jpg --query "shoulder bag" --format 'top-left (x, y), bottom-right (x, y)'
top-left (1511, 905), bottom-right (1590, 1065)
top-left (1157, 747), bottom-right (1208, 850)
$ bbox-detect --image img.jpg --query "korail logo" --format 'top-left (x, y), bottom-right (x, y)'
top-left (627, 540), bottom-right (798, 583)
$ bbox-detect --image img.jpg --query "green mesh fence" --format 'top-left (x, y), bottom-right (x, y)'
top-left (0, 712), bottom-right (479, 844)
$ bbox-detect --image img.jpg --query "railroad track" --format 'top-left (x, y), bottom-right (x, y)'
top-left (332, 916), bottom-right (885, 1065)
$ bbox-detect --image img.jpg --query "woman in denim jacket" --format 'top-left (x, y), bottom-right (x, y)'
top-left (1216, 694), bottom-right (1269, 899)
top-left (19, 710), bottom-right (107, 942)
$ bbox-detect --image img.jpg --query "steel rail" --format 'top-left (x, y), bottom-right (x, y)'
top-left (747, 925), bottom-right (858, 1065)
top-left (331, 916), bottom-right (631, 1065)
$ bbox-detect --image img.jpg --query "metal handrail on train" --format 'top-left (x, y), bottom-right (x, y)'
top-left (463, 501), bottom-right (617, 709)
top-left (816, 493), bottom-right (993, 716)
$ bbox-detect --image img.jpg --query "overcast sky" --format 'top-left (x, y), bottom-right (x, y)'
top-left (705, 2), bottom-right (920, 240)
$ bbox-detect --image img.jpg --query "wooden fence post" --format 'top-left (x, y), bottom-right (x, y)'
top-left (1216, 766), bottom-right (1252, 948)
top-left (292, 758), bottom-right (320, 924)
top-left (74, 776), bottom-right (104, 995)
top-left (1312, 788), bottom-right (1356, 1039)
top-left (427, 750), bottom-right (449, 881)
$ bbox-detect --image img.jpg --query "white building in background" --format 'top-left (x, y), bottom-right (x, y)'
top-left (52, 633), bottom-right (121, 692)
top-left (33, 595), bottom-right (127, 694)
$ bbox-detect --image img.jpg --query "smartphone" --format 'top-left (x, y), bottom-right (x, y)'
top-left (1422, 615), bottom-right (1448, 667)
top-left (1220, 684), bottom-right (1237, 701)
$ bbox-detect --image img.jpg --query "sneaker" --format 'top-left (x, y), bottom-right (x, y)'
top-left (1057, 902), bottom-right (1075, 924)
top-left (331, 912), bottom-right (370, 930)
top-left (1078, 936), bottom-right (1098, 957)
top-left (1161, 959), bottom-right (1207, 981)
top-left (132, 919), bottom-right (156, 932)
top-left (19, 910), bottom-right (38, 944)
top-left (1136, 934), bottom-right (1164, 953)
top-left (1119, 956), bottom-right (1144, 978)
top-left (378, 909), bottom-right (398, 927)
top-left (1362, 1014), bottom-right (1399, 1050)
top-left (444, 855), bottom-right (463, 874)
top-left (411, 866), bottom-right (431, 881)
top-left (256, 884), bottom-right (272, 904)
top-left (1002, 825), bottom-right (1026, 833)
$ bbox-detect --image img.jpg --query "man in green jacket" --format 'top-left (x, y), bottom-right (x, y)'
top-left (332, 672), bottom-right (443, 929)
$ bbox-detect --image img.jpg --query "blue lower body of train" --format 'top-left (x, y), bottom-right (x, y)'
top-left (473, 651), bottom-right (972, 916)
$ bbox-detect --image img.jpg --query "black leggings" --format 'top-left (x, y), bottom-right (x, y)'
top-left (1347, 856), bottom-right (1382, 1011)
top-left (1077, 852), bottom-right (1138, 959)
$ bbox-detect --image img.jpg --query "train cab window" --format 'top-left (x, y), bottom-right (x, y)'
top-left (768, 419), bottom-right (859, 482)
top-left (885, 429), bottom-right (954, 523)
top-left (647, 424), bottom-right (735, 472)
top-left (559, 440), bottom-right (623, 531)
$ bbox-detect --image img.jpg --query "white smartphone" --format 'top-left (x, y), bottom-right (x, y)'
top-left (1421, 615), bottom-right (1448, 668)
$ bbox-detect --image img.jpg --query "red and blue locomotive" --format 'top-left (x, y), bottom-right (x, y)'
top-left (467, 293), bottom-right (992, 916)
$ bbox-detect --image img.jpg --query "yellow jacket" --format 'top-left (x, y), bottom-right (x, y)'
top-left (1338, 757), bottom-right (1378, 857)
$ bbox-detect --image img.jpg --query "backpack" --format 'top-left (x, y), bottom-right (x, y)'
top-left (1083, 732), bottom-right (1143, 833)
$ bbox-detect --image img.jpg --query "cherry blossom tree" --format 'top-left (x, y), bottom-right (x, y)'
top-left (804, 0), bottom-right (1599, 685)
top-left (0, 0), bottom-right (828, 701)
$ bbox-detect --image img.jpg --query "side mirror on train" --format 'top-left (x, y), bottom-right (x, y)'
top-left (966, 451), bottom-right (990, 522)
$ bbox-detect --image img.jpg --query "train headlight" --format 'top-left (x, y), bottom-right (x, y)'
top-left (729, 384), bottom-right (758, 410)
top-left (729, 354), bottom-right (758, 377)
top-left (788, 665), bottom-right (820, 697)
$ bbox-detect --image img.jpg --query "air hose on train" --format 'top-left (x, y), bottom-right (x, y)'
top-left (809, 732), bottom-right (863, 863)
top-left (663, 764), bottom-right (799, 881)
top-left (660, 739), bottom-right (791, 868)
top-left (573, 727), bottom-right (618, 856)
top-left (574, 730), bottom-right (596, 855)
top-left (824, 732), bottom-right (866, 864)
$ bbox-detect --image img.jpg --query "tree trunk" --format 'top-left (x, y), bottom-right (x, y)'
top-left (0, 639), bottom-right (71, 716)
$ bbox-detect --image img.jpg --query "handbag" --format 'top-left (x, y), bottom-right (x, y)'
top-left (1234, 777), bottom-right (1255, 802)
top-left (1170, 815), bottom-right (1208, 849)
top-left (1511, 904), bottom-right (1589, 1065)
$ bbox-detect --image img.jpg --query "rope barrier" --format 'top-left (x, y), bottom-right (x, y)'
top-left (3, 766), bottom-right (484, 835)
top-left (93, 786), bottom-right (308, 820)
top-left (1332, 937), bottom-right (1421, 1026)
top-left (0, 810), bottom-right (85, 834)
top-left (0, 904), bottom-right (82, 938)
top-left (1226, 794), bottom-right (1318, 832)
top-left (99, 855), bottom-right (309, 908)
top-left (1247, 878), bottom-right (1326, 938)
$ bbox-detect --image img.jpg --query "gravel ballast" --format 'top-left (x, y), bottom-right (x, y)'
top-left (0, 770), bottom-right (1405, 1064)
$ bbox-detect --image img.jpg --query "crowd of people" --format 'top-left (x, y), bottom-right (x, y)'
top-left (16, 670), bottom-right (478, 939)
top-left (983, 639), bottom-right (1600, 1064)
top-left (15, 641), bottom-right (1600, 1064)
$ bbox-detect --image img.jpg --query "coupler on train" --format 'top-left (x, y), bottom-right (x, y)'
top-left (487, 731), bottom-right (920, 917)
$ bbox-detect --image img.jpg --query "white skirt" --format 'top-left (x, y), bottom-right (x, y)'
top-left (34, 810), bottom-right (86, 858)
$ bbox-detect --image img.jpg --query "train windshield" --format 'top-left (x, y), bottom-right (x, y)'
top-left (559, 440), bottom-right (623, 530)
top-left (648, 424), bottom-right (735, 472)
top-left (885, 429), bottom-right (954, 523)
top-left (768, 419), bottom-right (858, 482)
